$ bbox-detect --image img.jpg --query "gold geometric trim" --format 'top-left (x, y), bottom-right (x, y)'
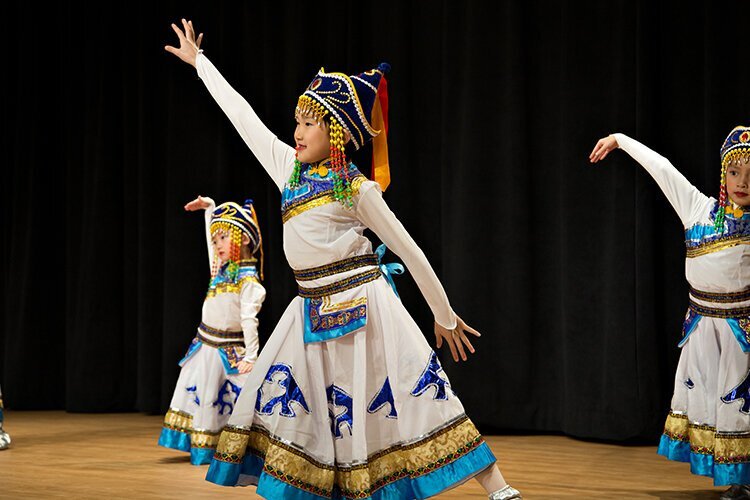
top-left (191, 429), bottom-right (221, 449)
top-left (689, 423), bottom-right (716, 455)
top-left (688, 300), bottom-right (750, 318)
top-left (163, 408), bottom-right (193, 434)
top-left (686, 236), bottom-right (750, 258)
top-left (689, 286), bottom-right (750, 304)
top-left (206, 275), bottom-right (261, 298)
top-left (282, 175), bottom-right (366, 224)
top-left (292, 253), bottom-right (379, 281)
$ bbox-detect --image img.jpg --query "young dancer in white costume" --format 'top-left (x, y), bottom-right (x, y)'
top-left (165, 19), bottom-right (521, 499)
top-left (158, 196), bottom-right (266, 465)
top-left (592, 128), bottom-right (750, 499)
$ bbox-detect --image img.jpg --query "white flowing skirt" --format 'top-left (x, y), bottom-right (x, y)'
top-left (659, 315), bottom-right (750, 485)
top-left (206, 276), bottom-right (496, 499)
top-left (158, 343), bottom-right (249, 465)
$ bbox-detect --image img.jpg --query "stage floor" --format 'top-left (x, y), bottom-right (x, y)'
top-left (0, 411), bottom-right (724, 499)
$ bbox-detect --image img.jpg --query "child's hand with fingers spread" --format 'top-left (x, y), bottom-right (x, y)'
top-left (164, 18), bottom-right (204, 68)
top-left (434, 316), bottom-right (481, 362)
top-left (184, 195), bottom-right (211, 211)
top-left (589, 135), bottom-right (620, 163)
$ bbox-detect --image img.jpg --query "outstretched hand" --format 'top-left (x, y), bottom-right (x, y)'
top-left (589, 135), bottom-right (619, 163)
top-left (434, 315), bottom-right (481, 362)
top-left (184, 195), bottom-right (211, 211)
top-left (164, 18), bottom-right (203, 67)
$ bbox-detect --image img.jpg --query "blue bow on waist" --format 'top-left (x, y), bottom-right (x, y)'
top-left (375, 244), bottom-right (405, 299)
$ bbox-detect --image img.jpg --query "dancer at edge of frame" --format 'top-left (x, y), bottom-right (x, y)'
top-left (591, 127), bottom-right (750, 500)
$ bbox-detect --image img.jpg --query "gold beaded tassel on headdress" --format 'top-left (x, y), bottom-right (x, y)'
top-left (290, 96), bottom-right (355, 207)
top-left (716, 148), bottom-right (750, 232)
top-left (248, 207), bottom-right (264, 281)
top-left (290, 96), bottom-right (330, 188)
top-left (210, 221), bottom-right (242, 280)
top-left (329, 120), bottom-right (353, 208)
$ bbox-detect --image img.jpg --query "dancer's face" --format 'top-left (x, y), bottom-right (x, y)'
top-left (211, 230), bottom-right (232, 263)
top-left (294, 113), bottom-right (331, 163)
top-left (727, 157), bottom-right (750, 207)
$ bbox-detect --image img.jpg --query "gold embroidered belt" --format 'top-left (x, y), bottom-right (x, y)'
top-left (197, 322), bottom-right (244, 347)
top-left (689, 287), bottom-right (750, 304)
top-left (688, 287), bottom-right (750, 318)
top-left (294, 254), bottom-right (382, 299)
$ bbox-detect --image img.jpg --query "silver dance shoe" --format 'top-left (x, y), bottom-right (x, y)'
top-left (489, 484), bottom-right (522, 499)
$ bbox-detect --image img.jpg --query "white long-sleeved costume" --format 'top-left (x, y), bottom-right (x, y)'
top-left (158, 198), bottom-right (266, 466)
top-left (196, 53), bottom-right (496, 499)
top-left (0, 385), bottom-right (9, 450)
top-left (615, 133), bottom-right (750, 486)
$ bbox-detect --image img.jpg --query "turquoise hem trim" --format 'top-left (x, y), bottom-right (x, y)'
top-left (258, 473), bottom-right (329, 499)
top-left (190, 447), bottom-right (215, 465)
top-left (657, 434), bottom-right (750, 486)
top-left (726, 318), bottom-right (750, 353)
top-left (367, 477), bottom-right (414, 499)
top-left (411, 442), bottom-right (496, 498)
top-left (715, 463), bottom-right (750, 486)
top-left (206, 454), bottom-right (264, 487)
top-left (303, 298), bottom-right (367, 344)
top-left (657, 434), bottom-right (690, 462)
top-left (206, 458), bottom-right (242, 486)
top-left (690, 452), bottom-right (714, 478)
top-left (158, 427), bottom-right (190, 452)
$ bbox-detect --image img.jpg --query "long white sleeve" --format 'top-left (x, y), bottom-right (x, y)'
top-left (356, 185), bottom-right (457, 329)
top-left (202, 198), bottom-right (216, 269)
top-left (614, 133), bottom-right (710, 227)
top-left (195, 53), bottom-right (296, 190)
top-left (240, 281), bottom-right (266, 363)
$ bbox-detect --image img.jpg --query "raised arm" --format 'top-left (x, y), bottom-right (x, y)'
top-left (590, 134), bottom-right (710, 226)
top-left (356, 184), bottom-right (480, 362)
top-left (184, 195), bottom-right (216, 269)
top-left (165, 20), bottom-right (296, 190)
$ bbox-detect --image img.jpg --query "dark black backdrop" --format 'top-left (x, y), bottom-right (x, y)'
top-left (2, 1), bottom-right (749, 441)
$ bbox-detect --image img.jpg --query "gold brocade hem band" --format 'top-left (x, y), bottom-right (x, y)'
top-left (282, 176), bottom-right (367, 224)
top-left (688, 300), bottom-right (750, 318)
top-left (293, 254), bottom-right (379, 281)
top-left (213, 414), bottom-right (485, 498)
top-left (689, 287), bottom-right (750, 304)
top-left (191, 429), bottom-right (221, 449)
top-left (163, 408), bottom-right (193, 434)
top-left (297, 268), bottom-right (382, 299)
top-left (663, 412), bottom-right (689, 442)
top-left (686, 235), bottom-right (750, 258)
top-left (662, 412), bottom-right (750, 463)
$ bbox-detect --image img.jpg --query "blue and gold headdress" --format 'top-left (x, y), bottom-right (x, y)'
top-left (716, 126), bottom-right (750, 230)
top-left (209, 199), bottom-right (263, 279)
top-left (291, 63), bottom-right (391, 206)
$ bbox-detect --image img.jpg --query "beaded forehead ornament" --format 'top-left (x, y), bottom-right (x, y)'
top-left (210, 200), bottom-right (263, 279)
top-left (716, 126), bottom-right (750, 231)
top-left (290, 63), bottom-right (391, 207)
